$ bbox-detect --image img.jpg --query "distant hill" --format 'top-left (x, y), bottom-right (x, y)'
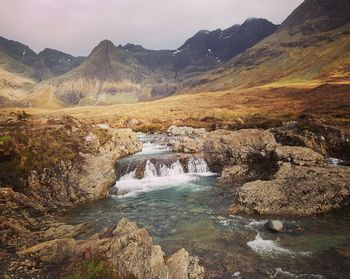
top-left (27, 40), bottom-right (159, 107)
top-left (38, 48), bottom-right (85, 76)
top-left (181, 0), bottom-right (350, 92)
top-left (0, 36), bottom-right (52, 81)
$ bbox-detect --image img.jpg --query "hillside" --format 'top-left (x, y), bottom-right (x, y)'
top-left (25, 18), bottom-right (277, 107)
top-left (0, 36), bottom-right (52, 81)
top-left (181, 0), bottom-right (350, 92)
top-left (27, 40), bottom-right (159, 107)
top-left (38, 48), bottom-right (85, 76)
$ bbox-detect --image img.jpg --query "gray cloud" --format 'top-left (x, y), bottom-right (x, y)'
top-left (0, 0), bottom-right (304, 56)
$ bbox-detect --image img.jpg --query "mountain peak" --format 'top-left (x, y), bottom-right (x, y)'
top-left (281, 0), bottom-right (350, 33)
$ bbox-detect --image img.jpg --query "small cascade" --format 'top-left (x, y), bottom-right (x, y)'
top-left (112, 155), bottom-right (213, 197)
top-left (188, 157), bottom-right (209, 173)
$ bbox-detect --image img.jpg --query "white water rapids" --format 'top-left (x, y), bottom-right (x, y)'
top-left (111, 141), bottom-right (214, 197)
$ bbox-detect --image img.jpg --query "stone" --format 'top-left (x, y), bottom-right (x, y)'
top-left (219, 165), bottom-right (249, 183)
top-left (274, 146), bottom-right (324, 166)
top-left (167, 125), bottom-right (206, 137)
top-left (265, 220), bottom-right (283, 232)
top-left (229, 163), bottom-right (350, 215)
top-left (203, 129), bottom-right (277, 171)
top-left (172, 137), bottom-right (204, 153)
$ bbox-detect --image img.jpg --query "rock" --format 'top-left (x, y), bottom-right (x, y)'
top-left (168, 248), bottom-right (204, 279)
top-left (270, 118), bottom-right (350, 161)
top-left (172, 137), bottom-right (204, 153)
top-left (203, 129), bottom-right (277, 172)
top-left (18, 238), bottom-right (76, 264)
top-left (167, 125), bottom-right (206, 137)
top-left (265, 220), bottom-right (283, 232)
top-left (219, 165), bottom-right (249, 183)
top-left (76, 218), bottom-right (204, 279)
top-left (229, 163), bottom-right (350, 215)
top-left (275, 146), bottom-right (324, 166)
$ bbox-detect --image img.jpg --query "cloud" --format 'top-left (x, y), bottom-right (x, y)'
top-left (0, 0), bottom-right (304, 56)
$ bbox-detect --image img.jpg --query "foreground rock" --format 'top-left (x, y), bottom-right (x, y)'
top-left (230, 163), bottom-right (350, 215)
top-left (0, 114), bottom-right (142, 250)
top-left (265, 220), bottom-right (284, 232)
top-left (18, 218), bottom-right (204, 279)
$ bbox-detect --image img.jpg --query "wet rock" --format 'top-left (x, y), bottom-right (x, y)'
top-left (167, 125), bottom-right (206, 137)
top-left (275, 146), bottom-right (324, 166)
top-left (265, 220), bottom-right (283, 232)
top-left (203, 129), bottom-right (277, 172)
top-left (229, 163), bottom-right (350, 215)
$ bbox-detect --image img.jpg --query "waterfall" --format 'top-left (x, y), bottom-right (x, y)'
top-left (112, 149), bottom-right (214, 197)
top-left (188, 157), bottom-right (209, 173)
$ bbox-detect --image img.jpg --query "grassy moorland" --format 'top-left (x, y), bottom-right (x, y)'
top-left (2, 80), bottom-right (349, 133)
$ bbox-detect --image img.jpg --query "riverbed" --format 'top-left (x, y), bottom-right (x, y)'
top-left (64, 134), bottom-right (350, 278)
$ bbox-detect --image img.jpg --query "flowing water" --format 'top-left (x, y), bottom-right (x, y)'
top-left (64, 134), bottom-right (350, 279)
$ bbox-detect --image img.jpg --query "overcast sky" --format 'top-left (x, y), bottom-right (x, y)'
top-left (0, 0), bottom-right (304, 56)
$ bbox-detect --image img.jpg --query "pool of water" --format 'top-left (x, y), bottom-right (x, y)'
top-left (63, 134), bottom-right (350, 278)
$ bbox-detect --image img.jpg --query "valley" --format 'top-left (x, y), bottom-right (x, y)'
top-left (1, 0), bottom-right (350, 278)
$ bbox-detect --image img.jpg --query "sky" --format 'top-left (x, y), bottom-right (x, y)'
top-left (0, 0), bottom-right (304, 56)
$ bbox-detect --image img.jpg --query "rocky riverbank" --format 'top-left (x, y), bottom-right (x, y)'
top-left (1, 115), bottom-right (350, 278)
top-left (166, 125), bottom-right (350, 216)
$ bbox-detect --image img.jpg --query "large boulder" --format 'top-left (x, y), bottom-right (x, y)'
top-left (274, 146), bottom-right (324, 166)
top-left (19, 218), bottom-right (204, 279)
top-left (229, 163), bottom-right (350, 215)
top-left (203, 129), bottom-right (278, 172)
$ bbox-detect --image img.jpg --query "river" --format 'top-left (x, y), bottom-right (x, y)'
top-left (64, 133), bottom-right (350, 278)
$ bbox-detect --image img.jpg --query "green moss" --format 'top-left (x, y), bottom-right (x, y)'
top-left (67, 260), bottom-right (137, 279)
top-left (0, 135), bottom-right (12, 145)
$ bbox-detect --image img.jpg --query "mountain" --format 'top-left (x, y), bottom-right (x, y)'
top-left (28, 40), bottom-right (159, 106)
top-left (26, 18), bottom-right (277, 106)
top-left (181, 0), bottom-right (350, 92)
top-left (172, 18), bottom-right (277, 77)
top-left (0, 36), bottom-right (53, 105)
top-left (121, 18), bottom-right (277, 79)
top-left (0, 36), bottom-right (52, 81)
top-left (38, 48), bottom-right (85, 76)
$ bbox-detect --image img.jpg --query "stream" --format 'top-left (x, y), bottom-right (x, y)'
top-left (64, 134), bottom-right (350, 279)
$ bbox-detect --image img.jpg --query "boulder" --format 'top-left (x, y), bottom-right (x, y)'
top-left (265, 220), bottom-right (283, 232)
top-left (203, 129), bottom-right (277, 172)
top-left (77, 218), bottom-right (204, 279)
top-left (275, 146), bottom-right (324, 166)
top-left (173, 137), bottom-right (204, 153)
top-left (167, 125), bottom-right (206, 137)
top-left (229, 163), bottom-right (350, 215)
top-left (218, 165), bottom-right (249, 183)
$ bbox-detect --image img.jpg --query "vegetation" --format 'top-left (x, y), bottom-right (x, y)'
top-left (67, 259), bottom-right (137, 279)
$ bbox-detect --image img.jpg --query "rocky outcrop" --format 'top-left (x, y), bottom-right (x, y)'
top-left (203, 129), bottom-right (277, 172)
top-left (167, 125), bottom-right (206, 137)
top-left (229, 162), bottom-right (350, 215)
top-left (0, 115), bottom-right (142, 251)
top-left (18, 218), bottom-right (204, 279)
top-left (274, 145), bottom-right (324, 166)
top-left (172, 137), bottom-right (204, 154)
top-left (270, 120), bottom-right (350, 162)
